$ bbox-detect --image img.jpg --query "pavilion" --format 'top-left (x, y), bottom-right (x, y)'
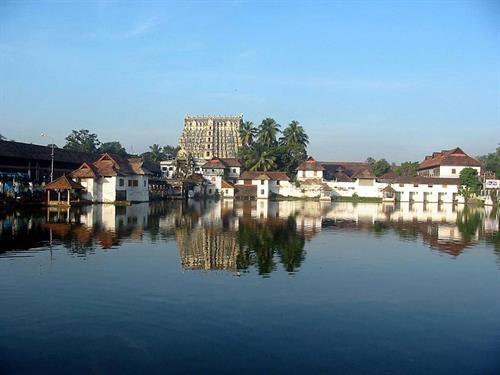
top-left (43, 175), bottom-right (85, 206)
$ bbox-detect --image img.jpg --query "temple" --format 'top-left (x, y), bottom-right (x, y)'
top-left (178, 115), bottom-right (243, 160)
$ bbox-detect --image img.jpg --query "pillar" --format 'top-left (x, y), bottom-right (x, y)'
top-left (57, 191), bottom-right (61, 205)
top-left (47, 190), bottom-right (50, 205)
top-left (67, 190), bottom-right (70, 205)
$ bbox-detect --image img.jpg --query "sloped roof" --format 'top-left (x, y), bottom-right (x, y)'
top-left (186, 173), bottom-right (206, 183)
top-left (297, 157), bottom-right (325, 171)
top-left (202, 158), bottom-right (227, 169)
top-left (320, 161), bottom-right (371, 180)
top-left (240, 171), bottom-right (290, 181)
top-left (43, 175), bottom-right (85, 190)
top-left (382, 184), bottom-right (396, 193)
top-left (71, 153), bottom-right (151, 178)
top-left (202, 157), bottom-right (242, 169)
top-left (419, 147), bottom-right (481, 170)
top-left (351, 169), bottom-right (375, 179)
top-left (220, 158), bottom-right (242, 167)
top-left (333, 171), bottom-right (354, 182)
top-left (0, 140), bottom-right (97, 164)
top-left (222, 179), bottom-right (234, 189)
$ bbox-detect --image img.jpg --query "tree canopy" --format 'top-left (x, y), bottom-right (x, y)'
top-left (478, 144), bottom-right (500, 178)
top-left (371, 159), bottom-right (391, 177)
top-left (140, 144), bottom-right (178, 162)
top-left (459, 167), bottom-right (482, 201)
top-left (395, 161), bottom-right (419, 177)
top-left (239, 119), bottom-right (308, 176)
top-left (64, 129), bottom-right (101, 153)
top-left (98, 141), bottom-right (127, 156)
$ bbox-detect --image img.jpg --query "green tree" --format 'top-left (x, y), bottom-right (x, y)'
top-left (148, 144), bottom-right (164, 162)
top-left (281, 120), bottom-right (309, 148)
top-left (98, 141), bottom-right (127, 156)
top-left (64, 129), bottom-right (101, 153)
top-left (366, 157), bottom-right (376, 165)
top-left (162, 145), bottom-right (179, 159)
top-left (248, 145), bottom-right (276, 171)
top-left (257, 118), bottom-right (280, 147)
top-left (477, 144), bottom-right (500, 178)
top-left (371, 159), bottom-right (390, 177)
top-left (395, 161), bottom-right (419, 176)
top-left (240, 121), bottom-right (257, 147)
top-left (459, 167), bottom-right (482, 201)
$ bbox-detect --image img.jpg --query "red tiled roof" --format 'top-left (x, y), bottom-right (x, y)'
top-left (320, 161), bottom-right (371, 180)
top-left (202, 158), bottom-right (226, 169)
top-left (240, 171), bottom-right (290, 181)
top-left (71, 153), bottom-right (151, 178)
top-left (43, 175), bottom-right (85, 190)
top-left (202, 157), bottom-right (242, 169)
top-left (351, 169), bottom-right (375, 179)
top-left (222, 179), bottom-right (234, 189)
top-left (297, 157), bottom-right (325, 171)
top-left (419, 147), bottom-right (481, 170)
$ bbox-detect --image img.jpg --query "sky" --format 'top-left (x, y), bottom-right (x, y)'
top-left (0, 0), bottom-right (499, 162)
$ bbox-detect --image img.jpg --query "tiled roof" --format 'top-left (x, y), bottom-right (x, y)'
top-left (240, 171), bottom-right (290, 181)
top-left (320, 161), bottom-right (371, 180)
top-left (351, 169), bottom-right (376, 179)
top-left (382, 184), bottom-right (396, 193)
top-left (379, 176), bottom-right (461, 185)
top-left (222, 179), bottom-right (234, 189)
top-left (220, 158), bottom-right (241, 167)
top-left (297, 157), bottom-right (325, 171)
top-left (202, 158), bottom-right (226, 169)
top-left (0, 140), bottom-right (97, 164)
top-left (202, 157), bottom-right (242, 169)
top-left (419, 147), bottom-right (481, 169)
top-left (43, 175), bottom-right (85, 190)
top-left (71, 153), bottom-right (151, 178)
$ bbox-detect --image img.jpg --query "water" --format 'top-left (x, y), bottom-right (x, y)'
top-left (1, 201), bottom-right (499, 374)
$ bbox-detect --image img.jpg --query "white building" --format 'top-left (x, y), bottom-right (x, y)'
top-left (201, 158), bottom-right (242, 196)
top-left (235, 171), bottom-right (290, 199)
top-left (417, 147), bottom-right (481, 178)
top-left (71, 153), bottom-right (151, 203)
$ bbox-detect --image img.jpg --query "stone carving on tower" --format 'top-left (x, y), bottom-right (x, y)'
top-left (178, 114), bottom-right (243, 160)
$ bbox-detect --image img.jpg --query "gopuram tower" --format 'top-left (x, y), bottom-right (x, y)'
top-left (178, 114), bottom-right (243, 160)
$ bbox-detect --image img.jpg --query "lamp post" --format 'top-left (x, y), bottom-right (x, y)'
top-left (41, 133), bottom-right (55, 182)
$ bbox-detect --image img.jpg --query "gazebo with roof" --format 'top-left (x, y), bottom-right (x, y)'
top-left (43, 175), bottom-right (85, 206)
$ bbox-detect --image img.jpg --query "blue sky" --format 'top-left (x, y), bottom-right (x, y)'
top-left (0, 0), bottom-right (498, 161)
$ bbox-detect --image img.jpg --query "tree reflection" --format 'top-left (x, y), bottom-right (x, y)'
top-left (237, 216), bottom-right (305, 275)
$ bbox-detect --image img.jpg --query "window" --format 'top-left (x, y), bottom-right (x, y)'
top-left (208, 138), bottom-right (211, 142)
top-left (144, 180), bottom-right (147, 187)
top-left (169, 167), bottom-right (173, 171)
top-left (277, 180), bottom-right (280, 185)
top-left (208, 188), bottom-right (212, 194)
top-left (225, 189), bottom-right (229, 194)
top-left (133, 180), bottom-right (138, 187)
top-left (206, 152), bottom-right (210, 157)
top-left (232, 168), bottom-right (236, 173)
top-left (260, 180), bottom-right (265, 185)
top-left (452, 168), bottom-right (456, 174)
top-left (260, 189), bottom-right (265, 195)
top-left (399, 184), bottom-right (404, 187)
top-left (413, 184), bottom-right (419, 187)
top-left (128, 180), bottom-right (132, 187)
top-left (119, 178), bottom-right (124, 187)
top-left (161, 167), bottom-right (167, 171)
top-left (428, 184), bottom-right (433, 188)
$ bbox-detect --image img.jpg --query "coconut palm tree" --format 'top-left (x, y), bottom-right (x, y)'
top-left (257, 118), bottom-right (280, 147)
top-left (250, 149), bottom-right (276, 171)
top-left (240, 121), bottom-right (256, 147)
top-left (281, 120), bottom-right (309, 148)
top-left (149, 144), bottom-right (164, 162)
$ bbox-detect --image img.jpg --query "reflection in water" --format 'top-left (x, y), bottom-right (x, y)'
top-left (0, 201), bottom-right (499, 273)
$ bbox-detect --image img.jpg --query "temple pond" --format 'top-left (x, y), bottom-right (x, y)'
top-left (1, 201), bottom-right (499, 374)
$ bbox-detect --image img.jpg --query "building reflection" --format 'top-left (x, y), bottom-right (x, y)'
top-left (0, 201), bottom-right (498, 272)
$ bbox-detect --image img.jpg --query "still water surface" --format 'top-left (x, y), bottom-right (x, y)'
top-left (1, 201), bottom-right (499, 374)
